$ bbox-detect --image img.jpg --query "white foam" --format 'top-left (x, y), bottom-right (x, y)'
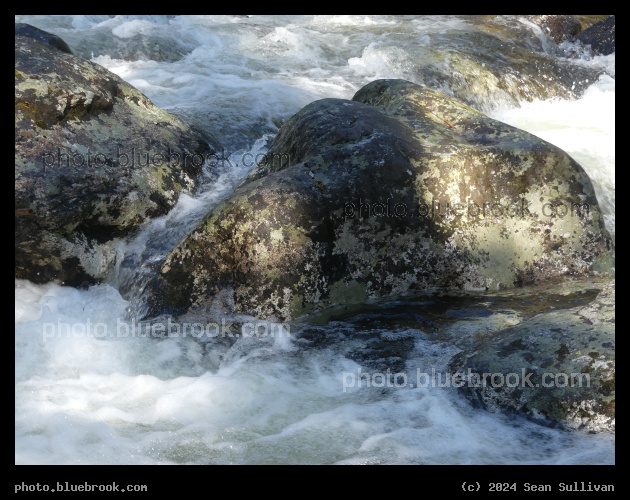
top-left (15, 14), bottom-right (615, 465)
top-left (111, 19), bottom-right (156, 39)
top-left (348, 43), bottom-right (413, 81)
top-left (14, 281), bottom-right (616, 465)
top-left (314, 15), bottom-right (385, 27)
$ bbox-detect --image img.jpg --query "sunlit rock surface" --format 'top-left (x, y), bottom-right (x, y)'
top-left (147, 79), bottom-right (613, 320)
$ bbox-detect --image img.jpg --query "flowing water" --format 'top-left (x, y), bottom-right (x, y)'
top-left (15, 15), bottom-right (614, 465)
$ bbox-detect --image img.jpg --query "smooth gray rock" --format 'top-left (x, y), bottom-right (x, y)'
top-left (15, 23), bottom-right (72, 54)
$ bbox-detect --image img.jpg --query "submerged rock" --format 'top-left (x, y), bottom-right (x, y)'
top-left (146, 79), bottom-right (613, 321)
top-left (402, 18), bottom-right (603, 110)
top-left (450, 281), bottom-right (615, 433)
top-left (575, 15), bottom-right (615, 56)
top-left (15, 24), bottom-right (221, 286)
top-left (69, 27), bottom-right (190, 63)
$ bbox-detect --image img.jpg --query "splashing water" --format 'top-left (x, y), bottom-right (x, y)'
top-left (15, 15), bottom-right (614, 465)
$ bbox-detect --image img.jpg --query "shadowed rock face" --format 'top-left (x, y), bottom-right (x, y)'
top-left (576, 15), bottom-right (615, 56)
top-left (15, 24), bottom-right (221, 286)
top-left (15, 23), bottom-right (73, 54)
top-left (146, 79), bottom-right (613, 321)
top-left (450, 281), bottom-right (615, 433)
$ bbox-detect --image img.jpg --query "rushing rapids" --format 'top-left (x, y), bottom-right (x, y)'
top-left (15, 15), bottom-right (614, 465)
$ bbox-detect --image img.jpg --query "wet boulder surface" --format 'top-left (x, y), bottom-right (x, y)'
top-left (530, 15), bottom-right (582, 43)
top-left (575, 15), bottom-right (615, 56)
top-left (449, 281), bottom-right (614, 433)
top-left (15, 24), bottom-right (220, 286)
top-left (146, 79), bottom-right (613, 321)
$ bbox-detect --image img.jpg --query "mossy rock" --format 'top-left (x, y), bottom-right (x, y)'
top-left (15, 24), bottom-right (221, 286)
top-left (450, 281), bottom-right (615, 432)
top-left (146, 79), bottom-right (613, 321)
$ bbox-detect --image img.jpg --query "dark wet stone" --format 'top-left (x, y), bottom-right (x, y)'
top-left (531, 16), bottom-right (582, 43)
top-left (576, 15), bottom-right (615, 55)
top-left (15, 26), bottom-right (221, 286)
top-left (15, 23), bottom-right (72, 54)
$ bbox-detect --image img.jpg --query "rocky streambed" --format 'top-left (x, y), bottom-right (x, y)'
top-left (15, 17), bottom-right (615, 456)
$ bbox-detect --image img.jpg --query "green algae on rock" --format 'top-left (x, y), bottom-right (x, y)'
top-left (15, 24), bottom-right (221, 286)
top-left (146, 79), bottom-right (613, 321)
top-left (449, 281), bottom-right (615, 433)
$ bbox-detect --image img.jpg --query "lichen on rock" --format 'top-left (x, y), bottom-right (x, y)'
top-left (15, 24), bottom-right (222, 286)
top-left (449, 281), bottom-right (615, 432)
top-left (146, 79), bottom-right (613, 321)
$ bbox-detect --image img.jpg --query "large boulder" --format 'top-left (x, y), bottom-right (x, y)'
top-left (146, 79), bottom-right (613, 321)
top-left (449, 281), bottom-right (615, 432)
top-left (15, 24), bottom-right (221, 286)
